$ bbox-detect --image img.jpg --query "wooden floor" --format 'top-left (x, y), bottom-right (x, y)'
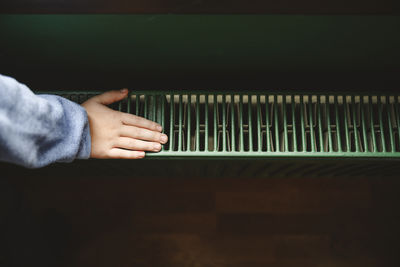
top-left (1, 170), bottom-right (400, 266)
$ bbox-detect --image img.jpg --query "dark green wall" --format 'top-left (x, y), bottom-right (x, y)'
top-left (1, 15), bottom-right (399, 90)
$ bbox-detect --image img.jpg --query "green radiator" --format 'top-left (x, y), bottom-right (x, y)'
top-left (42, 90), bottom-right (400, 159)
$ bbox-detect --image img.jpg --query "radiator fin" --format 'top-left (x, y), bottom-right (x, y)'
top-left (54, 91), bottom-right (400, 158)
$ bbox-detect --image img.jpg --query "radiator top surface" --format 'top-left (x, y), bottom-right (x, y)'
top-left (41, 90), bottom-right (400, 159)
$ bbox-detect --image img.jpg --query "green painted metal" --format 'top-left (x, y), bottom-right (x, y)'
top-left (38, 90), bottom-right (400, 159)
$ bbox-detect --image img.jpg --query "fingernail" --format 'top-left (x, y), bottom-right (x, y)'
top-left (160, 134), bottom-right (168, 143)
top-left (120, 88), bottom-right (128, 93)
top-left (156, 125), bottom-right (162, 132)
top-left (154, 143), bottom-right (162, 151)
top-left (139, 151), bottom-right (145, 157)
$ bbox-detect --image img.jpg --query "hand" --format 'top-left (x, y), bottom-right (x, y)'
top-left (81, 89), bottom-right (168, 159)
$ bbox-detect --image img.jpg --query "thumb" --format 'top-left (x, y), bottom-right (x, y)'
top-left (93, 89), bottom-right (128, 105)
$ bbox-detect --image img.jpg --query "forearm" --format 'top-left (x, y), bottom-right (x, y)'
top-left (0, 74), bottom-right (91, 168)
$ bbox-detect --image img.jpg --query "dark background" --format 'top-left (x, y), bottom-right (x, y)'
top-left (1, 15), bottom-right (400, 91)
top-left (1, 160), bottom-right (400, 266)
top-left (1, 0), bottom-right (400, 14)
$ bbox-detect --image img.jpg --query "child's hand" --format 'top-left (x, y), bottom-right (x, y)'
top-left (81, 89), bottom-right (168, 159)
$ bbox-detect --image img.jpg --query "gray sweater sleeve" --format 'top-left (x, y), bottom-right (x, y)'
top-left (0, 74), bottom-right (91, 168)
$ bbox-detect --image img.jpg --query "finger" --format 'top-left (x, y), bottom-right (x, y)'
top-left (108, 148), bottom-right (145, 159)
top-left (121, 113), bottom-right (162, 132)
top-left (115, 137), bottom-right (162, 152)
top-left (120, 125), bottom-right (168, 144)
top-left (92, 89), bottom-right (128, 105)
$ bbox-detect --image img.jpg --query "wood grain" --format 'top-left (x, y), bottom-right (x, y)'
top-left (1, 170), bottom-right (400, 266)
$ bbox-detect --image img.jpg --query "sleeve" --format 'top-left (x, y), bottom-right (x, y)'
top-left (0, 74), bottom-right (91, 168)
